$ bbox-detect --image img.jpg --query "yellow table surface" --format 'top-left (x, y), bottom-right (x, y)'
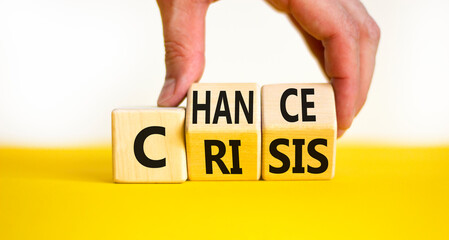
top-left (1, 145), bottom-right (448, 239)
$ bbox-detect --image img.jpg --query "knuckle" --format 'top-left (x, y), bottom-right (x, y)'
top-left (363, 17), bottom-right (381, 43)
top-left (343, 17), bottom-right (361, 42)
top-left (164, 39), bottom-right (204, 69)
top-left (164, 40), bottom-right (190, 62)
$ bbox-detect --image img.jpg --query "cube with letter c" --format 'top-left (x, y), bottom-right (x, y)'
top-left (112, 108), bottom-right (187, 183)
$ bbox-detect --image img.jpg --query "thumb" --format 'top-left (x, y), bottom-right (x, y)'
top-left (157, 0), bottom-right (211, 107)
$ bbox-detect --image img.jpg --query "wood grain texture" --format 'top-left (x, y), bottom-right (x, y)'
top-left (112, 108), bottom-right (187, 183)
top-left (185, 83), bottom-right (261, 180)
top-left (261, 84), bottom-right (337, 180)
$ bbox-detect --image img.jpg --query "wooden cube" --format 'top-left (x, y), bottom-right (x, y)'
top-left (112, 108), bottom-right (187, 183)
top-left (185, 83), bottom-right (261, 180)
top-left (261, 84), bottom-right (336, 180)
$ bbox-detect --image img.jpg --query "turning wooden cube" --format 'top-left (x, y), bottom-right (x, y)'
top-left (185, 83), bottom-right (261, 180)
top-left (261, 84), bottom-right (337, 180)
top-left (112, 108), bottom-right (187, 183)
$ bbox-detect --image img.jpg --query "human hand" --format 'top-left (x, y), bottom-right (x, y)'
top-left (156, 0), bottom-right (380, 138)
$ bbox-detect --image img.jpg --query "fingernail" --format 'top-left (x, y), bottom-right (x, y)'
top-left (337, 129), bottom-right (346, 138)
top-left (158, 78), bottom-right (176, 106)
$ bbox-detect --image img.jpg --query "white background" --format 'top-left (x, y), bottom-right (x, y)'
top-left (0, 0), bottom-right (448, 146)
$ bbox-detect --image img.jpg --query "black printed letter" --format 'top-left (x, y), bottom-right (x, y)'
top-left (193, 90), bottom-right (211, 124)
top-left (134, 126), bottom-right (166, 168)
top-left (213, 91), bottom-right (232, 124)
top-left (229, 140), bottom-right (243, 174)
top-left (269, 138), bottom-right (290, 174)
top-left (301, 88), bottom-right (316, 122)
top-left (292, 139), bottom-right (305, 173)
top-left (280, 88), bottom-right (298, 122)
top-left (204, 140), bottom-right (230, 174)
top-left (307, 138), bottom-right (328, 174)
top-left (235, 91), bottom-right (254, 124)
